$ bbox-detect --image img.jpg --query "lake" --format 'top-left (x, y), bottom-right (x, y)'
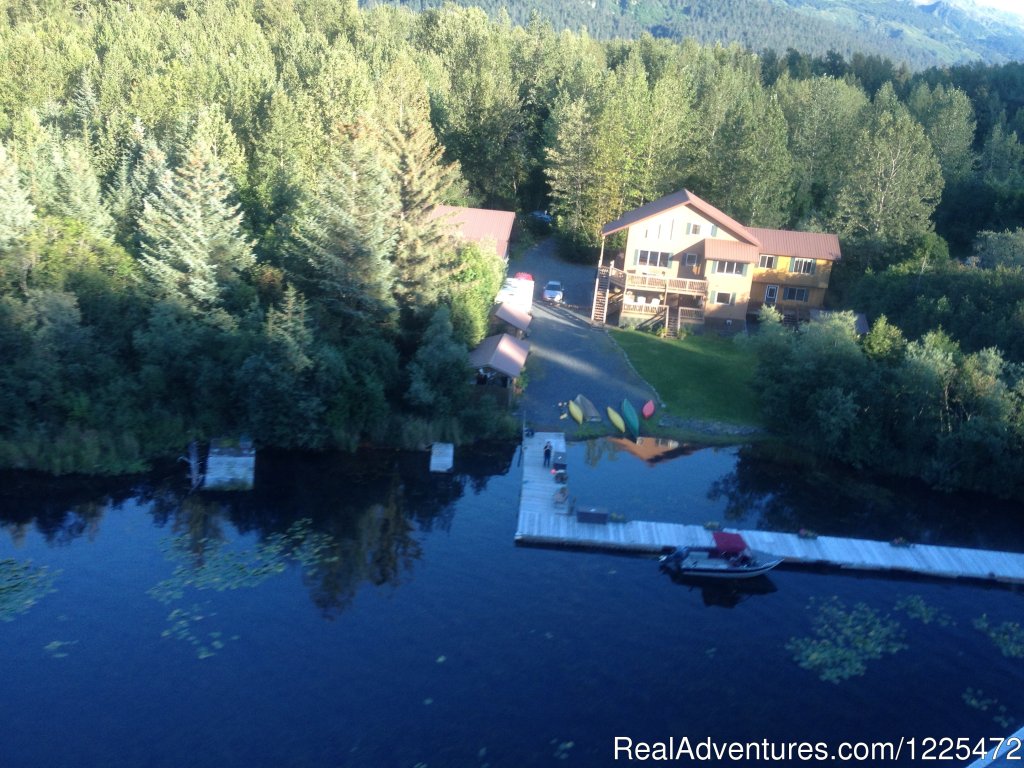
top-left (1, 441), bottom-right (1022, 767)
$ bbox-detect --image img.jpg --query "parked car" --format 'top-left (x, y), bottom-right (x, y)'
top-left (542, 280), bottom-right (564, 303)
top-left (527, 210), bottom-right (552, 233)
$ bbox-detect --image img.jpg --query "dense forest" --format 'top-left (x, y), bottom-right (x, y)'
top-left (2, 1), bottom-right (1024, 497)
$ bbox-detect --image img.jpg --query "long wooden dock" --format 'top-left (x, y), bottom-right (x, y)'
top-left (515, 432), bottom-right (1024, 585)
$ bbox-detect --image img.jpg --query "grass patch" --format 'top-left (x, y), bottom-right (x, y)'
top-left (610, 329), bottom-right (763, 428)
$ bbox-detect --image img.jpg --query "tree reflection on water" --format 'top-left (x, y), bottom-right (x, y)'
top-left (707, 445), bottom-right (1024, 550)
top-left (0, 443), bottom-right (516, 623)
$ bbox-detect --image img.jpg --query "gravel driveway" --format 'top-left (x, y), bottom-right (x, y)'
top-left (509, 238), bottom-right (657, 434)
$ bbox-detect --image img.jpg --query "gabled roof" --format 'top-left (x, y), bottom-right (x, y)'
top-left (747, 227), bottom-right (842, 262)
top-left (468, 333), bottom-right (529, 378)
top-left (493, 302), bottom-right (532, 332)
top-left (431, 205), bottom-right (516, 261)
top-left (602, 189), bottom-right (760, 247)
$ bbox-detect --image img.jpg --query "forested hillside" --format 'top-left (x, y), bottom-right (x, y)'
top-left (370, 0), bottom-right (1024, 68)
top-left (2, 1), bottom-right (1024, 496)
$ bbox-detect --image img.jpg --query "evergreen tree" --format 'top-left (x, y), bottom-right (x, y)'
top-left (138, 137), bottom-right (255, 317)
top-left (0, 142), bottom-right (35, 252)
top-left (249, 85), bottom-right (314, 246)
top-left (380, 108), bottom-right (463, 315)
top-left (291, 133), bottom-right (399, 330)
top-left (106, 119), bottom-right (169, 252)
top-left (51, 138), bottom-right (115, 238)
top-left (405, 304), bottom-right (469, 417)
top-left (0, 142), bottom-right (36, 292)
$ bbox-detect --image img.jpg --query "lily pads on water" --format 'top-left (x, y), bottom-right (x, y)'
top-left (0, 559), bottom-right (58, 622)
top-left (973, 614), bottom-right (1024, 658)
top-left (894, 595), bottom-right (954, 627)
top-left (150, 519), bottom-right (339, 657)
top-left (787, 597), bottom-right (907, 684)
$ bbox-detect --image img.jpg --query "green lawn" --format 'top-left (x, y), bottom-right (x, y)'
top-left (610, 329), bottom-right (763, 428)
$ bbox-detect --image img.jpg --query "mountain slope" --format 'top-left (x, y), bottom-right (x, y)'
top-left (367, 0), bottom-right (1024, 67)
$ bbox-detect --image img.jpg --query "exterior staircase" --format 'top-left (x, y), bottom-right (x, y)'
top-left (666, 307), bottom-right (680, 338)
top-left (591, 265), bottom-right (610, 324)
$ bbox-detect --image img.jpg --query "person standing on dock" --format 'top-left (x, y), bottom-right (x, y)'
top-left (543, 441), bottom-right (552, 467)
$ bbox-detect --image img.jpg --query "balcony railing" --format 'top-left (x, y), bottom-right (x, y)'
top-left (608, 266), bottom-right (707, 295)
top-left (752, 268), bottom-right (831, 290)
top-left (622, 300), bottom-right (665, 316)
top-left (677, 307), bottom-right (704, 322)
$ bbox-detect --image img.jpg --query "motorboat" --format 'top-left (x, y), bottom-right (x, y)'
top-left (659, 531), bottom-right (782, 579)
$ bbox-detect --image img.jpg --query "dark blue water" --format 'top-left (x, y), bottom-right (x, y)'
top-left (1, 443), bottom-right (1022, 767)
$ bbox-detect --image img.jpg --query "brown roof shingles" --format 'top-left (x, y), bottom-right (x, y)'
top-left (747, 227), bottom-right (842, 262)
top-left (431, 205), bottom-right (516, 261)
top-left (468, 333), bottom-right (529, 378)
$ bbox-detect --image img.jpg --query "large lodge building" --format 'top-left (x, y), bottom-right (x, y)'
top-left (591, 190), bottom-right (842, 335)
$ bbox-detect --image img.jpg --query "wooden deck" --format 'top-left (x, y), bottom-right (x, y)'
top-left (515, 433), bottom-right (1024, 585)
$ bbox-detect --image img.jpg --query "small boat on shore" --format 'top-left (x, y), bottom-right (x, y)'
top-left (607, 406), bottom-right (626, 433)
top-left (567, 398), bottom-right (583, 424)
top-left (659, 532), bottom-right (782, 579)
top-left (621, 398), bottom-right (640, 440)
top-left (573, 394), bottom-right (602, 422)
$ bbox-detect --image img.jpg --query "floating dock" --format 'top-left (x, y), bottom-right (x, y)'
top-left (515, 432), bottom-right (1024, 585)
top-left (203, 438), bottom-right (255, 491)
top-left (429, 443), bottom-right (454, 473)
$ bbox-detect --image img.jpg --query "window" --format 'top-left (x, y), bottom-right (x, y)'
top-left (635, 249), bottom-right (672, 268)
top-left (713, 292), bottom-right (734, 305)
top-left (692, 224), bottom-right (702, 235)
top-left (790, 258), bottom-right (816, 275)
top-left (764, 285), bottom-right (778, 306)
top-left (759, 254), bottom-right (777, 269)
top-left (684, 253), bottom-right (699, 266)
top-left (712, 260), bottom-right (746, 275)
top-left (782, 287), bottom-right (809, 302)
top-left (711, 225), bottom-right (719, 236)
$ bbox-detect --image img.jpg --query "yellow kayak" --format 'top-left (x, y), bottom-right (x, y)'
top-left (607, 406), bottom-right (626, 433)
top-left (568, 398), bottom-right (584, 424)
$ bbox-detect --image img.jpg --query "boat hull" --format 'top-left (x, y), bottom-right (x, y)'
top-left (659, 549), bottom-right (782, 579)
top-left (642, 399), bottom-right (655, 419)
top-left (574, 394), bottom-right (601, 422)
top-left (621, 398), bottom-right (640, 440)
top-left (567, 399), bottom-right (583, 424)
top-left (607, 406), bottom-right (626, 433)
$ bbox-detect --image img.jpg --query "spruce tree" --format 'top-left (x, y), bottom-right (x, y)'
top-left (138, 136), bottom-right (255, 316)
top-left (0, 142), bottom-right (35, 251)
top-left (291, 133), bottom-right (399, 330)
top-left (51, 139), bottom-right (115, 238)
top-left (380, 110), bottom-right (463, 315)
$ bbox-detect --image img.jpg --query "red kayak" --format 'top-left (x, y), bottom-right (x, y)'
top-left (642, 400), bottom-right (655, 419)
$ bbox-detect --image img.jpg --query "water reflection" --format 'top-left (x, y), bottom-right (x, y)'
top-left (709, 445), bottom-right (1024, 549)
top-left (0, 444), bottom-right (517, 624)
top-left (660, 572), bottom-right (778, 608)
